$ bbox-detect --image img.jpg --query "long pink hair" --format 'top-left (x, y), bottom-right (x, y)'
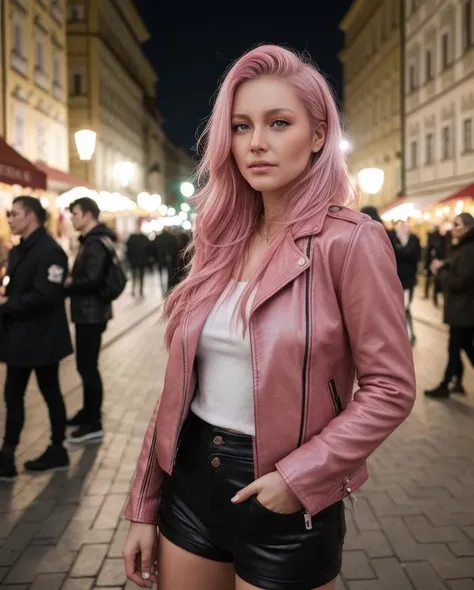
top-left (164, 44), bottom-right (355, 347)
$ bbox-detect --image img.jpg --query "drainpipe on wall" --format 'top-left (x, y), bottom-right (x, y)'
top-left (0, 0), bottom-right (6, 138)
top-left (400, 0), bottom-right (406, 197)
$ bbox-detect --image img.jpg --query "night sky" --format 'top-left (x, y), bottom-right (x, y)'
top-left (133, 1), bottom-right (353, 153)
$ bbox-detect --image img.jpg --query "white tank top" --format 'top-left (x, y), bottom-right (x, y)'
top-left (191, 281), bottom-right (256, 435)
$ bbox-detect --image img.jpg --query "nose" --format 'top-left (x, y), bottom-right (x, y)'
top-left (250, 126), bottom-right (268, 153)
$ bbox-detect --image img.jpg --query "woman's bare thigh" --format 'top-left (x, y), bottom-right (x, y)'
top-left (157, 535), bottom-right (235, 590)
top-left (235, 574), bottom-right (337, 590)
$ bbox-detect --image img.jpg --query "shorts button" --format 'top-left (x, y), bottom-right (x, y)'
top-left (211, 457), bottom-right (221, 468)
top-left (213, 435), bottom-right (223, 446)
top-left (297, 257), bottom-right (306, 266)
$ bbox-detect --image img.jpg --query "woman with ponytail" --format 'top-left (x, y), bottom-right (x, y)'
top-left (123, 45), bottom-right (416, 590)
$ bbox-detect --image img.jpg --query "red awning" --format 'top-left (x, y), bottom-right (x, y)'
top-left (438, 182), bottom-right (474, 204)
top-left (0, 138), bottom-right (47, 190)
top-left (35, 163), bottom-right (94, 190)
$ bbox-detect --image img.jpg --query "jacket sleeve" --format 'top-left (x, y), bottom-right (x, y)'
top-left (123, 398), bottom-right (164, 524)
top-left (276, 220), bottom-right (416, 514)
top-left (0, 248), bottom-right (68, 319)
top-left (438, 252), bottom-right (474, 293)
top-left (66, 240), bottom-right (109, 294)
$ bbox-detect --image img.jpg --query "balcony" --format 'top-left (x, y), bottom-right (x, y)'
top-left (462, 46), bottom-right (474, 76)
top-left (10, 50), bottom-right (28, 77)
top-left (53, 82), bottom-right (64, 101)
top-left (51, 1), bottom-right (63, 24)
top-left (440, 66), bottom-right (455, 91)
top-left (34, 67), bottom-right (49, 91)
top-left (11, 0), bottom-right (28, 11)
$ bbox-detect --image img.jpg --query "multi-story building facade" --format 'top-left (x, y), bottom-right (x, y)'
top-left (405, 0), bottom-right (474, 201)
top-left (2, 0), bottom-right (69, 172)
top-left (66, 0), bottom-right (164, 198)
top-left (162, 135), bottom-right (194, 206)
top-left (339, 0), bottom-right (402, 208)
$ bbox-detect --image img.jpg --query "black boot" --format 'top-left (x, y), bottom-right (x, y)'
top-left (66, 409), bottom-right (87, 427)
top-left (424, 384), bottom-right (450, 398)
top-left (24, 445), bottom-right (69, 473)
top-left (0, 447), bottom-right (17, 481)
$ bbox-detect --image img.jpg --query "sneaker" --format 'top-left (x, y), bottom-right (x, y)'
top-left (66, 409), bottom-right (87, 427)
top-left (24, 445), bottom-right (69, 473)
top-left (66, 424), bottom-right (103, 444)
top-left (0, 448), bottom-right (17, 481)
top-left (424, 384), bottom-right (450, 398)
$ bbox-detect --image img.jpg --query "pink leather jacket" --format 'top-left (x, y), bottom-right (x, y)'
top-left (124, 205), bottom-right (416, 525)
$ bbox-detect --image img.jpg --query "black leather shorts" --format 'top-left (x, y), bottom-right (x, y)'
top-left (158, 413), bottom-right (346, 590)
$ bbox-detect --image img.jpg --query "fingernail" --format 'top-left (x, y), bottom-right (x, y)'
top-left (142, 572), bottom-right (150, 580)
top-left (231, 494), bottom-right (239, 502)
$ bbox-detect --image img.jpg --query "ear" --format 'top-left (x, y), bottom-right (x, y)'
top-left (312, 122), bottom-right (327, 153)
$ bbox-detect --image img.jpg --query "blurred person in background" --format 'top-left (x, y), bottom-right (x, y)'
top-left (424, 225), bottom-right (449, 307)
top-left (425, 213), bottom-right (474, 398)
top-left (151, 228), bottom-right (180, 296)
top-left (392, 221), bottom-right (421, 345)
top-left (126, 228), bottom-right (152, 297)
top-left (0, 197), bottom-right (71, 479)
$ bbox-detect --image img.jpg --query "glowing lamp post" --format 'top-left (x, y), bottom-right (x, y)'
top-left (74, 130), bottom-right (97, 161)
top-left (339, 139), bottom-right (351, 153)
top-left (357, 168), bottom-right (385, 195)
top-left (180, 181), bottom-right (195, 199)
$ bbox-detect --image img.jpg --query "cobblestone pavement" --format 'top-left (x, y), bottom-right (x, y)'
top-left (0, 294), bottom-right (474, 589)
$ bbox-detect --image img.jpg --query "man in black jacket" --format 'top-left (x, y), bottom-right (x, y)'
top-left (65, 197), bottom-right (113, 444)
top-left (0, 196), bottom-right (72, 479)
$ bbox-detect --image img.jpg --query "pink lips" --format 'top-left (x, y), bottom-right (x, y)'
top-left (248, 162), bottom-right (276, 172)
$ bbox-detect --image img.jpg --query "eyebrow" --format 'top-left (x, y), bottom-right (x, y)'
top-left (231, 108), bottom-right (296, 119)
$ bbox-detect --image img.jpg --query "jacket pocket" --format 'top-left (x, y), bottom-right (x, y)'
top-left (327, 378), bottom-right (343, 416)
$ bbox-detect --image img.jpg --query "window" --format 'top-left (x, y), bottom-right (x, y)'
top-left (35, 32), bottom-right (45, 72)
top-left (442, 126), bottom-right (452, 159)
top-left (67, 3), bottom-right (85, 21)
top-left (425, 49), bottom-right (433, 81)
top-left (72, 72), bottom-right (83, 95)
top-left (462, 0), bottom-right (473, 51)
top-left (53, 50), bottom-right (61, 86)
top-left (463, 118), bottom-right (473, 151)
top-left (13, 22), bottom-right (23, 55)
top-left (411, 140), bottom-right (418, 168)
top-left (36, 123), bottom-right (47, 161)
top-left (409, 63), bottom-right (417, 92)
top-left (442, 32), bottom-right (451, 69)
top-left (425, 133), bottom-right (434, 165)
top-left (13, 110), bottom-right (25, 151)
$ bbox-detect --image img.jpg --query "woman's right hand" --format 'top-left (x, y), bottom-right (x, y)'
top-left (123, 522), bottom-right (159, 588)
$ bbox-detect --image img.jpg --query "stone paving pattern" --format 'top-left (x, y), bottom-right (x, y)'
top-left (0, 290), bottom-right (473, 590)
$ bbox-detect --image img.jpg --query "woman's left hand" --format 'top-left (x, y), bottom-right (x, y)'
top-left (231, 471), bottom-right (303, 514)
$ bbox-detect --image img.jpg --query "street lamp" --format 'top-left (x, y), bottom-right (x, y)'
top-left (357, 168), bottom-right (385, 195)
top-left (339, 138), bottom-right (351, 153)
top-left (180, 181), bottom-right (195, 199)
top-left (74, 130), bottom-right (97, 161)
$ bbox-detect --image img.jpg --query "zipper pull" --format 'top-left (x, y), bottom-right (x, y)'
top-left (304, 511), bottom-right (313, 530)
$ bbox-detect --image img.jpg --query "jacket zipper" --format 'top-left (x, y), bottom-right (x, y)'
top-left (171, 314), bottom-right (189, 470)
top-left (328, 378), bottom-right (343, 416)
top-left (298, 236), bottom-right (313, 530)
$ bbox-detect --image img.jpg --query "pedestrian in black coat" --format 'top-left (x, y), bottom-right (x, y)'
top-left (0, 196), bottom-right (71, 479)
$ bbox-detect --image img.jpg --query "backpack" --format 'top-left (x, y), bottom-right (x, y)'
top-left (98, 237), bottom-right (128, 302)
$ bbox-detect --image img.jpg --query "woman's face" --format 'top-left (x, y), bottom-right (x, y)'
top-left (452, 216), bottom-right (469, 240)
top-left (231, 75), bottom-right (326, 201)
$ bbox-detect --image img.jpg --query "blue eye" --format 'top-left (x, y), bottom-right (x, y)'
top-left (272, 119), bottom-right (289, 128)
top-left (233, 123), bottom-right (249, 132)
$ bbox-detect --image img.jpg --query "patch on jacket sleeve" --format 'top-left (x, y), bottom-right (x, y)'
top-left (47, 264), bottom-right (64, 284)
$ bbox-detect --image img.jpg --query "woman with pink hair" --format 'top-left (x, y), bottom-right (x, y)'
top-left (122, 45), bottom-right (415, 590)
